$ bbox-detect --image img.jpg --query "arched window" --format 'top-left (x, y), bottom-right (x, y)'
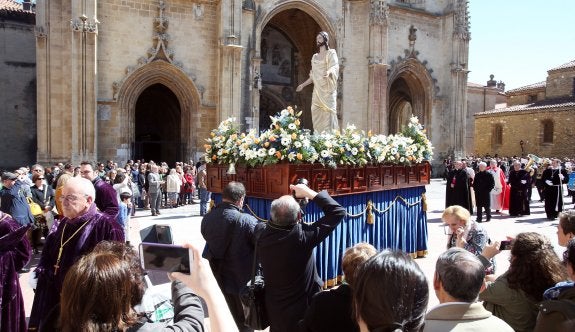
top-left (542, 120), bottom-right (554, 144)
top-left (492, 124), bottom-right (503, 147)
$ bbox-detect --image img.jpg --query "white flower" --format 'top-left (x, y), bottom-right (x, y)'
top-left (288, 152), bottom-right (296, 161)
top-left (281, 137), bottom-right (291, 146)
top-left (400, 157), bottom-right (405, 163)
top-left (294, 141), bottom-right (302, 148)
top-left (302, 138), bottom-right (311, 147)
top-left (320, 150), bottom-right (330, 158)
top-left (257, 148), bottom-right (266, 157)
top-left (390, 148), bottom-right (398, 155)
top-left (288, 123), bottom-right (297, 130)
top-left (351, 147), bottom-right (358, 155)
top-left (268, 148), bottom-right (276, 156)
top-left (281, 109), bottom-right (290, 116)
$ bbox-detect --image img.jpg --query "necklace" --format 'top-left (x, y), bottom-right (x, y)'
top-left (54, 220), bottom-right (90, 275)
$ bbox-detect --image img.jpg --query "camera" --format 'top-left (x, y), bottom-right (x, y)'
top-left (293, 178), bottom-right (310, 210)
top-left (139, 243), bottom-right (191, 273)
top-left (499, 240), bottom-right (512, 250)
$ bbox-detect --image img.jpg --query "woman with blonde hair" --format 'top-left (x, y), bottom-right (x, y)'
top-left (442, 205), bottom-right (490, 256)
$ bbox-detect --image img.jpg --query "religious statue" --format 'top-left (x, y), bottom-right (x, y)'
top-left (296, 31), bottom-right (339, 134)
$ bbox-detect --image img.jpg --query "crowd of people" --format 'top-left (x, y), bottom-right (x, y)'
top-left (445, 155), bottom-right (575, 221)
top-left (2, 156), bottom-right (575, 331)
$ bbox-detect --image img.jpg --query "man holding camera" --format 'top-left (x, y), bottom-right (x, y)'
top-left (201, 181), bottom-right (259, 332)
top-left (256, 182), bottom-right (346, 332)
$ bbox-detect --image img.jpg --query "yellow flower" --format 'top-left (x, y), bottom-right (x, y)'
top-left (297, 153), bottom-right (303, 160)
top-left (269, 136), bottom-right (277, 142)
top-left (275, 151), bottom-right (282, 158)
top-left (211, 155), bottom-right (217, 161)
top-left (264, 142), bottom-right (270, 148)
top-left (295, 119), bottom-right (300, 126)
top-left (291, 133), bottom-right (297, 139)
top-left (231, 133), bottom-right (237, 140)
top-left (255, 138), bottom-right (260, 144)
top-left (210, 132), bottom-right (216, 137)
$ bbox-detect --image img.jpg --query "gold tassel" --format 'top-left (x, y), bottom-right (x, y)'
top-left (422, 193), bottom-right (427, 212)
top-left (366, 200), bottom-right (374, 224)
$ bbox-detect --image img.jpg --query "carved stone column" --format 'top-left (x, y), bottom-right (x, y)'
top-left (218, 0), bottom-right (244, 122)
top-left (367, 0), bottom-right (389, 134)
top-left (368, 62), bottom-right (389, 134)
top-left (451, 0), bottom-right (470, 159)
top-left (70, 1), bottom-right (99, 163)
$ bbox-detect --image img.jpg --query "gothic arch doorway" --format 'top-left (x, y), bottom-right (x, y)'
top-left (258, 7), bottom-right (334, 131)
top-left (134, 84), bottom-right (181, 164)
top-left (387, 60), bottom-right (434, 135)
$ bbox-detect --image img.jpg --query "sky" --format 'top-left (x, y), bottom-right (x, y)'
top-left (468, 0), bottom-right (575, 90)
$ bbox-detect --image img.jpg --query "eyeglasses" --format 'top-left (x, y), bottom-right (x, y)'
top-left (59, 194), bottom-right (87, 203)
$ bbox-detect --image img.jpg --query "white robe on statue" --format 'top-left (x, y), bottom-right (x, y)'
top-left (310, 48), bottom-right (339, 134)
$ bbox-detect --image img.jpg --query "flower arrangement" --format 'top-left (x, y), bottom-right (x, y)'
top-left (204, 118), bottom-right (241, 165)
top-left (204, 108), bottom-right (433, 167)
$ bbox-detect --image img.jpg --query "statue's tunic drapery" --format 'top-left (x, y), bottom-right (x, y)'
top-left (310, 48), bottom-right (339, 134)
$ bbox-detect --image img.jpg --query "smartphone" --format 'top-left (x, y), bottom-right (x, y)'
top-left (139, 242), bottom-right (191, 274)
top-left (499, 240), bottom-right (512, 250)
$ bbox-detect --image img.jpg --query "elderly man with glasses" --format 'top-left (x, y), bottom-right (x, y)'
top-left (28, 176), bottom-right (124, 331)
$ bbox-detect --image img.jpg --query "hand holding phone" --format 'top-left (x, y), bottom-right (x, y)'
top-left (140, 243), bottom-right (191, 274)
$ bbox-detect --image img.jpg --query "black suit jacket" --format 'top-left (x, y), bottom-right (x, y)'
top-left (257, 191), bottom-right (346, 332)
top-left (298, 284), bottom-right (359, 332)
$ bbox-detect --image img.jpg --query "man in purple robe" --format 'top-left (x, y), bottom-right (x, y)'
top-left (79, 161), bottom-right (119, 219)
top-left (28, 177), bottom-right (124, 331)
top-left (0, 212), bottom-right (31, 332)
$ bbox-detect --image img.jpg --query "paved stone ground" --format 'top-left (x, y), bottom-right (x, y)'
top-left (20, 179), bottom-right (573, 329)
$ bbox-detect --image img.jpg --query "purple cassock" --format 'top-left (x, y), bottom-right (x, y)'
top-left (0, 213), bottom-right (31, 332)
top-left (28, 203), bottom-right (124, 331)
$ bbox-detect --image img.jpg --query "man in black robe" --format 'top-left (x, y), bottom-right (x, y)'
top-left (256, 183), bottom-right (346, 332)
top-left (472, 162), bottom-right (495, 222)
top-left (542, 158), bottom-right (569, 220)
top-left (508, 160), bottom-right (531, 216)
top-left (445, 160), bottom-right (472, 213)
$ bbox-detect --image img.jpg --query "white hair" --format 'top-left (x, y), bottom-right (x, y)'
top-left (65, 177), bottom-right (96, 200)
top-left (478, 162), bottom-right (487, 167)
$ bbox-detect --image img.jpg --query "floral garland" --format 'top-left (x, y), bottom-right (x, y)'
top-left (204, 107), bottom-right (433, 167)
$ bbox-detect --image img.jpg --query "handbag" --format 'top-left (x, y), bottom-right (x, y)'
top-left (240, 230), bottom-right (269, 330)
top-left (27, 197), bottom-right (44, 216)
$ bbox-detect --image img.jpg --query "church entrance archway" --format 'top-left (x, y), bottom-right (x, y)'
top-left (134, 84), bottom-right (181, 164)
top-left (258, 7), bottom-right (334, 131)
top-left (387, 60), bottom-right (434, 135)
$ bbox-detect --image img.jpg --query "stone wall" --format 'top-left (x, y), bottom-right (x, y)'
top-left (546, 70), bottom-right (575, 99)
top-left (0, 13), bottom-right (36, 170)
top-left (474, 108), bottom-right (575, 158)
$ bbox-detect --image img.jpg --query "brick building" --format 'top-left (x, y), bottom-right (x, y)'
top-left (474, 59), bottom-right (575, 158)
top-left (0, 0), bottom-right (36, 170)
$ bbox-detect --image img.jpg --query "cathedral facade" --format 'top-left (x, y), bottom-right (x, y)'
top-left (35, 0), bottom-right (470, 174)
